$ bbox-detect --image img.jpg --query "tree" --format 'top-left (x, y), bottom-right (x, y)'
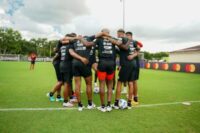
top-left (0, 27), bottom-right (22, 54)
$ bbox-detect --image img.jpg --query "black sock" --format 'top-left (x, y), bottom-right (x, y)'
top-left (107, 101), bottom-right (111, 106)
top-left (78, 102), bottom-right (83, 107)
top-left (128, 100), bottom-right (131, 107)
top-left (134, 96), bottom-right (138, 102)
top-left (64, 100), bottom-right (68, 103)
top-left (49, 92), bottom-right (54, 97)
top-left (57, 95), bottom-right (61, 99)
top-left (88, 100), bottom-right (92, 106)
top-left (101, 104), bottom-right (105, 108)
top-left (114, 100), bottom-right (119, 106)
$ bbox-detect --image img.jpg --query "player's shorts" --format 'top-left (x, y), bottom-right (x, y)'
top-left (133, 68), bottom-right (140, 81)
top-left (118, 62), bottom-right (137, 82)
top-left (72, 61), bottom-right (92, 78)
top-left (61, 71), bottom-right (73, 84)
top-left (53, 62), bottom-right (62, 82)
top-left (31, 61), bottom-right (35, 64)
top-left (97, 60), bottom-right (115, 80)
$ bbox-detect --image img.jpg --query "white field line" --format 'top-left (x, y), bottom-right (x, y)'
top-left (0, 100), bottom-right (200, 112)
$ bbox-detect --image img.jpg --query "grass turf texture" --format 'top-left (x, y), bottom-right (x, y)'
top-left (0, 61), bottom-right (200, 133)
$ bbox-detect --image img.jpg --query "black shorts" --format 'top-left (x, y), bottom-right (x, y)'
top-left (118, 63), bottom-right (137, 82)
top-left (53, 63), bottom-right (62, 82)
top-left (72, 61), bottom-right (92, 78)
top-left (61, 72), bottom-right (73, 84)
top-left (31, 61), bottom-right (35, 64)
top-left (134, 68), bottom-right (140, 80)
top-left (98, 60), bottom-right (115, 74)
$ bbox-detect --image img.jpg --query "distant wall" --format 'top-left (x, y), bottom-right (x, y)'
top-left (169, 51), bottom-right (200, 63)
top-left (144, 62), bottom-right (200, 74)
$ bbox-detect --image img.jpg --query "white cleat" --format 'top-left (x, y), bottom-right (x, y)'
top-left (63, 102), bottom-right (74, 107)
top-left (70, 98), bottom-right (78, 103)
top-left (78, 106), bottom-right (85, 111)
top-left (87, 103), bottom-right (96, 109)
top-left (112, 104), bottom-right (119, 110)
top-left (127, 106), bottom-right (132, 110)
top-left (106, 106), bottom-right (112, 112)
top-left (97, 106), bottom-right (106, 112)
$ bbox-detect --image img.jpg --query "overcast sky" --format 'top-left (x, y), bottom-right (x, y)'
top-left (0, 0), bottom-right (200, 52)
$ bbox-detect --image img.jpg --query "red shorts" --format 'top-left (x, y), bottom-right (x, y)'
top-left (97, 70), bottom-right (115, 81)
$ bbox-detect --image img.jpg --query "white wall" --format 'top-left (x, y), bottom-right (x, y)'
top-left (169, 51), bottom-right (200, 63)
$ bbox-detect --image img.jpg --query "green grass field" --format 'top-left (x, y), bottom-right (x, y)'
top-left (0, 61), bottom-right (200, 133)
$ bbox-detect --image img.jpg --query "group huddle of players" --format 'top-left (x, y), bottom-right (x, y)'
top-left (47, 28), bottom-right (143, 112)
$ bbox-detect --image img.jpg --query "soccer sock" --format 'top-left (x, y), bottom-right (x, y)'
top-left (101, 104), bottom-right (105, 108)
top-left (70, 96), bottom-right (73, 99)
top-left (134, 96), bottom-right (138, 102)
top-left (114, 100), bottom-right (119, 106)
top-left (57, 95), bottom-right (61, 99)
top-left (128, 100), bottom-right (131, 107)
top-left (88, 100), bottom-right (92, 106)
top-left (49, 92), bottom-right (54, 97)
top-left (107, 101), bottom-right (111, 106)
top-left (78, 102), bottom-right (83, 107)
top-left (64, 100), bottom-right (68, 103)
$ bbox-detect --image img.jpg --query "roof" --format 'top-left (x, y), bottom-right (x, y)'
top-left (170, 45), bottom-right (200, 53)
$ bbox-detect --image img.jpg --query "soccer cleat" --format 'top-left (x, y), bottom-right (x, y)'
top-left (56, 97), bottom-right (64, 102)
top-left (106, 106), bottom-right (112, 112)
top-left (87, 103), bottom-right (96, 109)
top-left (112, 104), bottom-right (119, 110)
top-left (127, 106), bottom-right (132, 110)
top-left (46, 93), bottom-right (55, 102)
top-left (63, 102), bottom-right (74, 107)
top-left (97, 106), bottom-right (106, 112)
top-left (78, 106), bottom-right (85, 111)
top-left (70, 98), bottom-right (78, 103)
top-left (131, 100), bottom-right (139, 106)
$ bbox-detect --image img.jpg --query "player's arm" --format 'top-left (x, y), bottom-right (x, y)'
top-left (78, 36), bottom-right (95, 47)
top-left (127, 51), bottom-right (139, 61)
top-left (69, 49), bottom-right (89, 65)
top-left (52, 53), bottom-right (59, 62)
top-left (106, 37), bottom-right (122, 46)
top-left (107, 37), bottom-right (129, 50)
top-left (118, 40), bottom-right (130, 50)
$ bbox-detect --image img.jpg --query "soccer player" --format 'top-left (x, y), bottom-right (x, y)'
top-left (69, 35), bottom-right (96, 111)
top-left (29, 53), bottom-right (37, 70)
top-left (59, 34), bottom-right (76, 107)
top-left (46, 41), bottom-right (64, 102)
top-left (126, 31), bottom-right (143, 105)
top-left (113, 29), bottom-right (138, 109)
top-left (94, 28), bottom-right (121, 112)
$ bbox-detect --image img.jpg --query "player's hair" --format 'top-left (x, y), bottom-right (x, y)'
top-left (117, 28), bottom-right (125, 33)
top-left (126, 31), bottom-right (132, 36)
top-left (65, 33), bottom-right (77, 37)
top-left (70, 33), bottom-right (77, 37)
top-left (101, 28), bottom-right (110, 33)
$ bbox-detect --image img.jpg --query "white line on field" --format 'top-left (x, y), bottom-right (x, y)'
top-left (0, 100), bottom-right (200, 112)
